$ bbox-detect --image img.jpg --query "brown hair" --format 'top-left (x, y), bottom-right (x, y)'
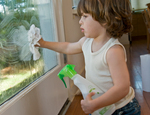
top-left (77, 0), bottom-right (132, 38)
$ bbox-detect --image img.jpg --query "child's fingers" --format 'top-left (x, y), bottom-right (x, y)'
top-left (86, 92), bottom-right (95, 100)
top-left (81, 99), bottom-right (84, 105)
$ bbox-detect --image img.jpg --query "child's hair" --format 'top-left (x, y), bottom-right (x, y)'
top-left (77, 0), bottom-right (132, 38)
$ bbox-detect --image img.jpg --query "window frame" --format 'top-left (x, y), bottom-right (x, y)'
top-left (0, 0), bottom-right (67, 114)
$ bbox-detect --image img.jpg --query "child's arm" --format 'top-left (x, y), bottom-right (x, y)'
top-left (81, 45), bottom-right (130, 114)
top-left (37, 37), bottom-right (86, 54)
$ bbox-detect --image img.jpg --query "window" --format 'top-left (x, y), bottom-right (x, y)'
top-left (131, 0), bottom-right (150, 11)
top-left (0, 0), bottom-right (58, 105)
top-left (72, 0), bottom-right (80, 9)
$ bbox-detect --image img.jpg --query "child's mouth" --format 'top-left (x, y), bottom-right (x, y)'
top-left (80, 28), bottom-right (84, 33)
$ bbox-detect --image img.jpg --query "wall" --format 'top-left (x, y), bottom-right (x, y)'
top-left (119, 34), bottom-right (130, 45)
top-left (131, 0), bottom-right (150, 10)
top-left (62, 0), bottom-right (85, 101)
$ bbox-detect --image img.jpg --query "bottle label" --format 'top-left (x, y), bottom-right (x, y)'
top-left (88, 85), bottom-right (102, 95)
top-left (99, 106), bottom-right (111, 115)
top-left (87, 85), bottom-right (115, 115)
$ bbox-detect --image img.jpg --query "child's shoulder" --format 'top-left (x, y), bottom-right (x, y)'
top-left (80, 36), bottom-right (87, 41)
top-left (107, 44), bottom-right (126, 61)
top-left (78, 36), bottom-right (88, 46)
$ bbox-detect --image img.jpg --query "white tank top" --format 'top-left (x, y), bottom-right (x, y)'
top-left (82, 38), bottom-right (135, 109)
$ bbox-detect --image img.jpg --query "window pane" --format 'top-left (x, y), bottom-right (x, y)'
top-left (0, 0), bottom-right (58, 105)
top-left (72, 0), bottom-right (80, 9)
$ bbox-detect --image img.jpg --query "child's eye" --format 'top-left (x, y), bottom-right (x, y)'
top-left (83, 15), bottom-right (87, 18)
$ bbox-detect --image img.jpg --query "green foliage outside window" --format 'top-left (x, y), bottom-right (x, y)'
top-left (0, 0), bottom-right (45, 105)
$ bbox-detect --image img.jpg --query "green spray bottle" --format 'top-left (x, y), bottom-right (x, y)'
top-left (58, 64), bottom-right (116, 115)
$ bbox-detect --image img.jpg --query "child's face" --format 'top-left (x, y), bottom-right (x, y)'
top-left (79, 12), bottom-right (106, 38)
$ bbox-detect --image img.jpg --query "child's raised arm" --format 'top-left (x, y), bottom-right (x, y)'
top-left (37, 36), bottom-right (86, 55)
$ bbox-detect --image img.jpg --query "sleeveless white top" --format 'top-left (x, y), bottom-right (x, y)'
top-left (82, 38), bottom-right (135, 109)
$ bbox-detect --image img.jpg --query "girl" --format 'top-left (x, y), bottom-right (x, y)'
top-left (35, 0), bottom-right (141, 114)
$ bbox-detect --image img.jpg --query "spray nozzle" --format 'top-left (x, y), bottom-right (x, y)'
top-left (57, 64), bottom-right (77, 88)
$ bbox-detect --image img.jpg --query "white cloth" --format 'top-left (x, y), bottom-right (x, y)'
top-left (28, 24), bottom-right (41, 60)
top-left (82, 38), bottom-right (135, 110)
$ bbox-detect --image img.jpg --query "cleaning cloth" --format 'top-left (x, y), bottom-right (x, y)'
top-left (28, 24), bottom-right (41, 60)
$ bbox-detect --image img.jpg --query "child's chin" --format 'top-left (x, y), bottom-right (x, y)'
top-left (84, 34), bottom-right (90, 38)
top-left (85, 35), bottom-right (92, 38)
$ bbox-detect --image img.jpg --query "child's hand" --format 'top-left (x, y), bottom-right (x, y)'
top-left (35, 37), bottom-right (44, 47)
top-left (81, 92), bottom-right (95, 114)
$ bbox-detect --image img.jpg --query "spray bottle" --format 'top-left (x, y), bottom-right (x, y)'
top-left (57, 64), bottom-right (116, 115)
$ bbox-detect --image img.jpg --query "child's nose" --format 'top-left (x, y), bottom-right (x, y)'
top-left (79, 18), bottom-right (82, 25)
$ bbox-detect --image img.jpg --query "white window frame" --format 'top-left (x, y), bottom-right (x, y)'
top-left (0, 0), bottom-right (68, 114)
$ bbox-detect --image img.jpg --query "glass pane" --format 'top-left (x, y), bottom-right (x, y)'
top-left (0, 0), bottom-right (58, 105)
top-left (72, 0), bottom-right (80, 9)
